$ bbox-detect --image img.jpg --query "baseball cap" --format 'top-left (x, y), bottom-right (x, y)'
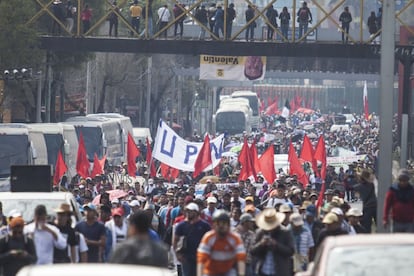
top-left (185, 202), bottom-right (199, 212)
top-left (305, 205), bottom-right (316, 217)
top-left (129, 200), bottom-right (140, 207)
top-left (207, 196), bottom-right (217, 204)
top-left (240, 213), bottom-right (255, 224)
top-left (111, 198), bottom-right (119, 204)
top-left (112, 207), bottom-right (124, 217)
top-left (82, 203), bottom-right (96, 211)
top-left (289, 213), bottom-right (304, 226)
top-left (331, 207), bottom-right (344, 216)
top-left (245, 204), bottom-right (256, 213)
top-left (346, 208), bottom-right (363, 217)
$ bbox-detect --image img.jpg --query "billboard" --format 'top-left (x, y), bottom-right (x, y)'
top-left (200, 55), bottom-right (266, 81)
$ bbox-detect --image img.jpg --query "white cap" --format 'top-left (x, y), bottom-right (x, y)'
top-left (289, 213), bottom-right (304, 226)
top-left (7, 209), bottom-right (22, 218)
top-left (111, 198), bottom-right (119, 204)
top-left (207, 196), bottom-right (217, 204)
top-left (185, 202), bottom-right (199, 212)
top-left (129, 200), bottom-right (140, 207)
top-left (148, 179), bottom-right (154, 185)
top-left (331, 207), bottom-right (344, 216)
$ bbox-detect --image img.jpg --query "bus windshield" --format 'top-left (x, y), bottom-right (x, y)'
top-left (43, 133), bottom-right (64, 166)
top-left (75, 127), bottom-right (103, 160)
top-left (0, 135), bottom-right (29, 177)
top-left (216, 112), bottom-right (246, 135)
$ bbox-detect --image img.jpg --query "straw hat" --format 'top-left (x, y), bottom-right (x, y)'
top-left (256, 208), bottom-right (285, 231)
top-left (54, 203), bottom-right (73, 214)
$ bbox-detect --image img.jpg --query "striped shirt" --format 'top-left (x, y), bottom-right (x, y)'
top-left (197, 230), bottom-right (246, 275)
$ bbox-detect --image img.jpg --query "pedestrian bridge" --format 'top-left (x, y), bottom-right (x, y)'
top-left (29, 0), bottom-right (413, 70)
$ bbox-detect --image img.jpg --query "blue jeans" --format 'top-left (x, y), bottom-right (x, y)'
top-left (281, 23), bottom-right (289, 40)
top-left (298, 22), bottom-right (308, 40)
top-left (182, 258), bottom-right (196, 276)
top-left (392, 221), bottom-right (414, 233)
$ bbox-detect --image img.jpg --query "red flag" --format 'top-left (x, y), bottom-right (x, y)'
top-left (54, 150), bottom-right (67, 186)
top-left (160, 163), bottom-right (179, 181)
top-left (99, 155), bottom-right (107, 171)
top-left (127, 133), bottom-right (140, 177)
top-left (300, 135), bottom-right (318, 176)
top-left (314, 136), bottom-right (327, 208)
top-left (259, 145), bottom-right (276, 183)
top-left (264, 101), bottom-right (279, 116)
top-left (91, 153), bottom-right (104, 177)
top-left (363, 81), bottom-right (369, 120)
top-left (146, 138), bottom-right (156, 177)
top-left (238, 138), bottom-right (254, 181)
top-left (193, 135), bottom-right (212, 178)
top-left (249, 140), bottom-right (260, 180)
top-left (76, 132), bottom-right (90, 178)
top-left (288, 142), bottom-right (308, 187)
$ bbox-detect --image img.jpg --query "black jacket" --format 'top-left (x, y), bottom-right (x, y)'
top-left (251, 227), bottom-right (294, 276)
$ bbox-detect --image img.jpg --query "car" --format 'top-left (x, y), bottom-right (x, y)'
top-left (17, 264), bottom-right (172, 276)
top-left (0, 192), bottom-right (82, 227)
top-left (296, 234), bottom-right (414, 276)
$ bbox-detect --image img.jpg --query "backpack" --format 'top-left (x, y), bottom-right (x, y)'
top-left (299, 8), bottom-right (308, 22)
top-left (3, 234), bottom-right (30, 253)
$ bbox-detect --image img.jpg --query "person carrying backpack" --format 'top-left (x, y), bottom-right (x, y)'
top-left (0, 217), bottom-right (37, 276)
top-left (297, 1), bottom-right (312, 41)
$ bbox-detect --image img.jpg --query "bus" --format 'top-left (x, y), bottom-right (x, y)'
top-left (213, 104), bottom-right (252, 135)
top-left (0, 124), bottom-right (48, 191)
top-left (64, 116), bottom-right (124, 166)
top-left (86, 113), bottom-right (133, 158)
top-left (231, 90), bottom-right (260, 130)
top-left (27, 123), bottom-right (79, 178)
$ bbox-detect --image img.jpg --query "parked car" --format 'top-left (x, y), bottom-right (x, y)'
top-left (0, 192), bottom-right (82, 227)
top-left (296, 234), bottom-right (414, 276)
top-left (17, 264), bottom-right (171, 276)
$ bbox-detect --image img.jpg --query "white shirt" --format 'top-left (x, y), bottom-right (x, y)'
top-left (158, 7), bottom-right (171, 22)
top-left (24, 222), bottom-right (67, 264)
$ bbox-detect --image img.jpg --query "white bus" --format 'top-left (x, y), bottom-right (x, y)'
top-left (86, 113), bottom-right (133, 159)
top-left (231, 90), bottom-right (260, 130)
top-left (0, 124), bottom-right (48, 191)
top-left (64, 116), bottom-right (124, 166)
top-left (27, 123), bottom-right (79, 178)
top-left (213, 104), bottom-right (252, 135)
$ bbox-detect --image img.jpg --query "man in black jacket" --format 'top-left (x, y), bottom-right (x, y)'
top-left (251, 208), bottom-right (294, 276)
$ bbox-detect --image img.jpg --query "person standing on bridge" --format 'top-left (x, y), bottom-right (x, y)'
top-left (265, 4), bottom-right (278, 41)
top-left (213, 5), bottom-right (224, 39)
top-left (339, 6), bottom-right (352, 44)
top-left (173, 3), bottom-right (186, 39)
top-left (129, 0), bottom-right (142, 37)
top-left (297, 1), bottom-right (312, 41)
top-left (279, 6), bottom-right (290, 41)
top-left (245, 5), bottom-right (256, 42)
top-left (81, 4), bottom-right (92, 34)
top-left (226, 3), bottom-right (236, 39)
top-left (108, 1), bottom-right (119, 37)
top-left (157, 4), bottom-right (171, 38)
top-left (195, 5), bottom-right (208, 40)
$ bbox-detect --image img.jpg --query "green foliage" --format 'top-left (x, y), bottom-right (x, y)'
top-left (0, 0), bottom-right (43, 70)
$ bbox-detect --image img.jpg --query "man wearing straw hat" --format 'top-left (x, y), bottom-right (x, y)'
top-left (251, 208), bottom-right (294, 276)
top-left (53, 203), bottom-right (77, 263)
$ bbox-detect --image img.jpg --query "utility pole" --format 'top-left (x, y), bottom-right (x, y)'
top-left (377, 0), bottom-right (395, 233)
top-left (145, 56), bottom-right (152, 127)
top-left (36, 71), bottom-right (42, 123)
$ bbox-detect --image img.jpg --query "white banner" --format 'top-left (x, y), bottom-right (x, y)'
top-left (152, 120), bottom-right (225, 172)
top-left (199, 55), bottom-right (266, 81)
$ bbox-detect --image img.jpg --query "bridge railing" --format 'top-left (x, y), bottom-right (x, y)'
top-left (27, 0), bottom-right (414, 44)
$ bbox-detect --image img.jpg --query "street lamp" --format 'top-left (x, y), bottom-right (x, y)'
top-left (0, 68), bottom-right (42, 123)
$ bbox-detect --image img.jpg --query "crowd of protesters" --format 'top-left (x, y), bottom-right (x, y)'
top-left (0, 107), bottom-right (413, 275)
